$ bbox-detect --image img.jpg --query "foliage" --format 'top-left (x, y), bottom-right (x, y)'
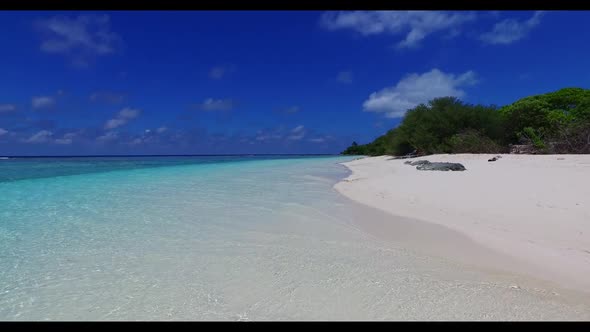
top-left (341, 88), bottom-right (590, 156)
top-left (499, 87), bottom-right (590, 150)
top-left (447, 129), bottom-right (506, 154)
top-left (341, 129), bottom-right (399, 156)
top-left (519, 127), bottom-right (546, 150)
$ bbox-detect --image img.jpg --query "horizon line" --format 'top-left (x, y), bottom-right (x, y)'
top-left (0, 153), bottom-right (340, 158)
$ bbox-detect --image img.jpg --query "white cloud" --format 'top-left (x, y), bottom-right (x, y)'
top-left (255, 129), bottom-right (283, 141)
top-left (255, 135), bottom-right (269, 141)
top-left (55, 132), bottom-right (77, 144)
top-left (96, 131), bottom-right (118, 142)
top-left (0, 104), bottom-right (17, 113)
top-left (21, 130), bottom-right (79, 145)
top-left (287, 125), bottom-right (306, 140)
top-left (0, 128), bottom-right (8, 136)
top-left (36, 14), bottom-right (121, 66)
top-left (24, 130), bottom-right (53, 143)
top-left (118, 108), bottom-right (140, 119)
top-left (337, 71), bottom-right (353, 84)
top-left (292, 125), bottom-right (304, 132)
top-left (198, 98), bottom-right (234, 111)
top-left (104, 118), bottom-right (126, 129)
top-left (320, 11), bottom-right (476, 48)
top-left (308, 137), bottom-right (326, 143)
top-left (31, 96), bottom-right (55, 109)
top-left (54, 138), bottom-right (72, 144)
top-left (363, 68), bottom-right (477, 118)
top-left (156, 126), bottom-right (168, 133)
top-left (254, 126), bottom-right (292, 142)
top-left (129, 137), bottom-right (143, 145)
top-left (104, 107), bottom-right (141, 129)
top-left (481, 11), bottom-right (544, 45)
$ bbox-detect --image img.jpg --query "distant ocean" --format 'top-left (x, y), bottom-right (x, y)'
top-left (0, 155), bottom-right (374, 320)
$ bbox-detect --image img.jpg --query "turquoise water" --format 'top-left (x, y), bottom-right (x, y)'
top-left (0, 155), bottom-right (330, 183)
top-left (0, 155), bottom-right (365, 320)
top-left (3, 155), bottom-right (589, 320)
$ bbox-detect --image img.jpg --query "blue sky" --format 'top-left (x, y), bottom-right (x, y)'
top-left (1, 10), bottom-right (589, 155)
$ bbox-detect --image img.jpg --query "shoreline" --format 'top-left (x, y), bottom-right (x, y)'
top-left (334, 154), bottom-right (590, 296)
top-left (3, 155), bottom-right (590, 320)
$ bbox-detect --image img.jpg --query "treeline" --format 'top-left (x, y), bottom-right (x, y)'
top-left (342, 88), bottom-right (590, 156)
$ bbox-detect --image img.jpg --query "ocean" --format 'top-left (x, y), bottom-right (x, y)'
top-left (2, 155), bottom-right (587, 320)
top-left (0, 155), bottom-right (370, 320)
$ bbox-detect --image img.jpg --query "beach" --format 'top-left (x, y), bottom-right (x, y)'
top-left (335, 154), bottom-right (590, 295)
top-left (2, 155), bottom-right (590, 320)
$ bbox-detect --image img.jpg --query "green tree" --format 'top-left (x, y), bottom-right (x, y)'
top-left (499, 87), bottom-right (590, 152)
top-left (342, 88), bottom-right (590, 156)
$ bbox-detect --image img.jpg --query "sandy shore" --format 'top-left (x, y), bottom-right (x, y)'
top-left (335, 154), bottom-right (590, 294)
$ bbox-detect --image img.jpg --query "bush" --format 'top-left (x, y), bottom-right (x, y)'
top-left (447, 130), bottom-right (506, 154)
top-left (519, 127), bottom-right (546, 151)
top-left (341, 88), bottom-right (590, 156)
top-left (499, 87), bottom-right (590, 152)
top-left (388, 97), bottom-right (505, 155)
top-left (551, 122), bottom-right (590, 154)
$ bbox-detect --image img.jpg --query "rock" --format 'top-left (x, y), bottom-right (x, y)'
top-left (416, 162), bottom-right (466, 171)
top-left (406, 160), bottom-right (431, 166)
top-left (488, 157), bottom-right (497, 162)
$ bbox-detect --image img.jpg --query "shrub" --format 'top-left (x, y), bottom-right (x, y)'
top-left (447, 130), bottom-right (506, 154)
top-left (341, 88), bottom-right (590, 156)
top-left (520, 127), bottom-right (546, 151)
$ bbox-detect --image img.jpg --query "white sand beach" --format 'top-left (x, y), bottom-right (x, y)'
top-left (4, 156), bottom-right (590, 320)
top-left (335, 154), bottom-right (590, 294)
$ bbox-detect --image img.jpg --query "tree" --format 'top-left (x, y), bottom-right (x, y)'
top-left (341, 88), bottom-right (590, 156)
top-left (499, 87), bottom-right (590, 153)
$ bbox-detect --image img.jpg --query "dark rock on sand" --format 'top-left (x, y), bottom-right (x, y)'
top-left (405, 160), bottom-right (431, 166)
top-left (416, 162), bottom-right (466, 171)
top-left (488, 157), bottom-right (498, 162)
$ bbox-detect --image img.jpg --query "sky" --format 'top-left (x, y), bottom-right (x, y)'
top-left (1, 10), bottom-right (589, 155)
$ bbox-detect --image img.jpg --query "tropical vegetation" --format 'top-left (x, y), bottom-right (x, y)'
top-left (341, 88), bottom-right (590, 156)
